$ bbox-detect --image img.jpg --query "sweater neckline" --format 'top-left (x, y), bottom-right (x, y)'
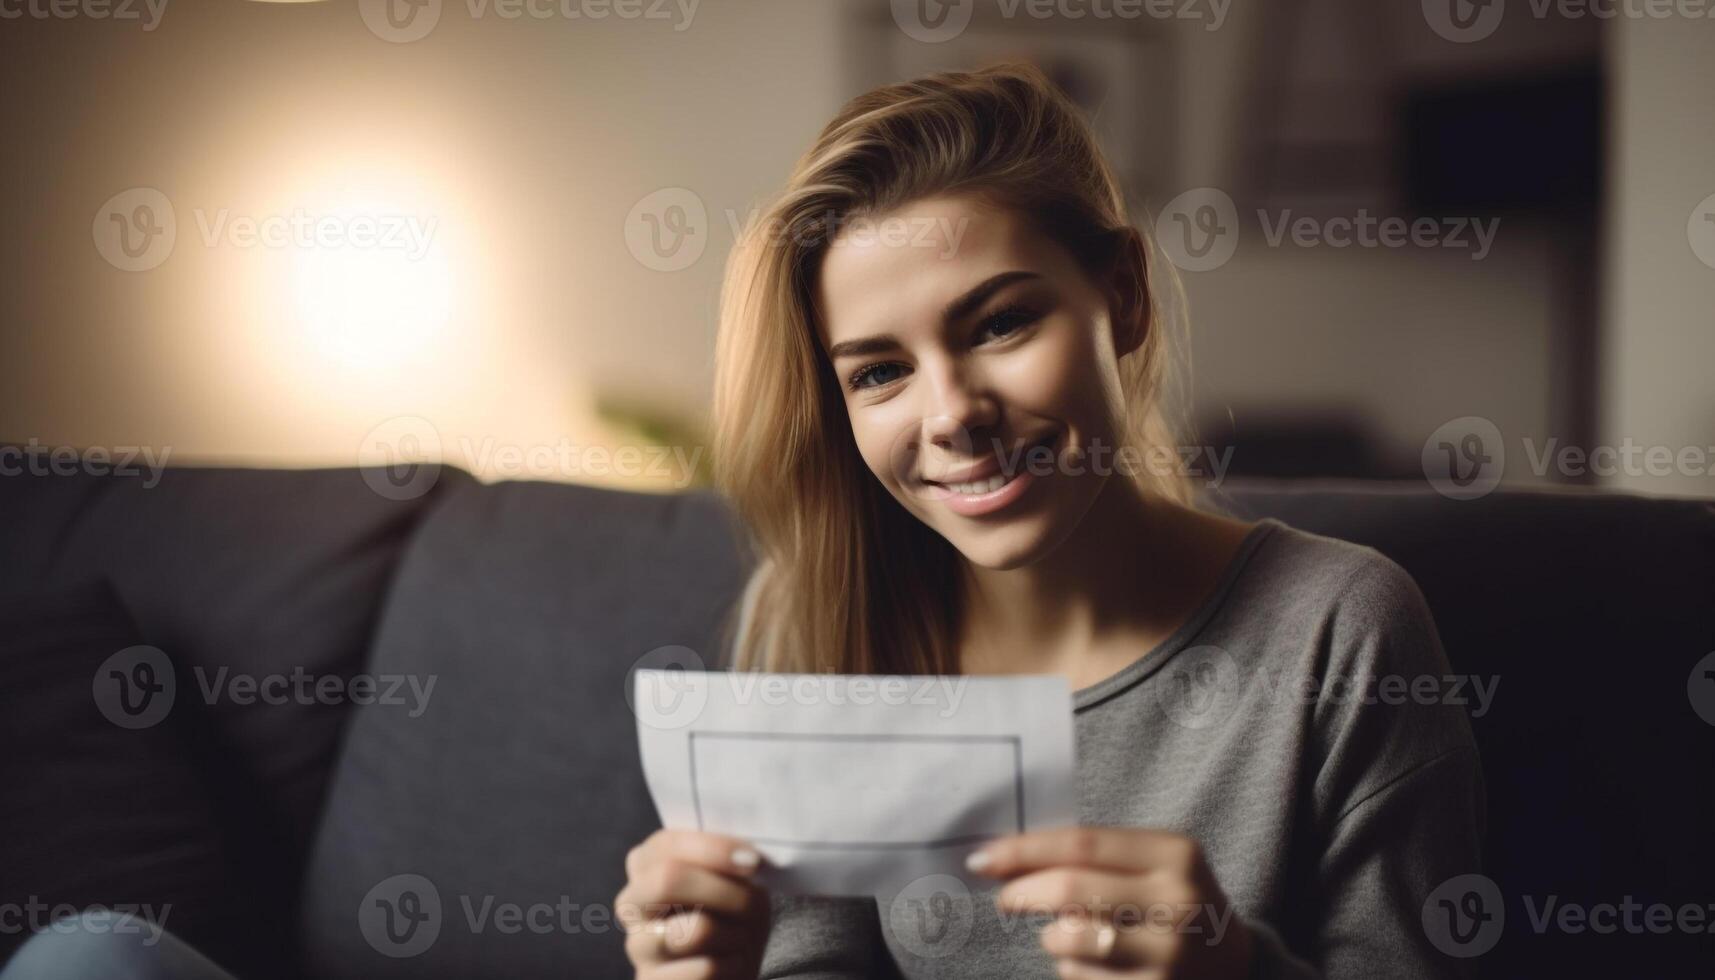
top-left (1071, 516), bottom-right (1282, 712)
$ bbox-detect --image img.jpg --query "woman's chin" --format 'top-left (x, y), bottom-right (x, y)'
top-left (943, 518), bottom-right (1058, 571)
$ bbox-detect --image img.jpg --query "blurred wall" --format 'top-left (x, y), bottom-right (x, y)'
top-left (1112, 0), bottom-right (1593, 484)
top-left (1601, 13), bottom-right (1715, 497)
top-left (0, 0), bottom-right (848, 488)
top-left (1, 0), bottom-right (1709, 496)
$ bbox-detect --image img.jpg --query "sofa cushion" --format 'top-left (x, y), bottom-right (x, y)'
top-left (1213, 480), bottom-right (1715, 974)
top-left (298, 479), bottom-right (749, 978)
top-left (0, 580), bottom-right (258, 974)
top-left (0, 462), bottom-right (473, 972)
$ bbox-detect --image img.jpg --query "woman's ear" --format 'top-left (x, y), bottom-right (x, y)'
top-left (1106, 227), bottom-right (1150, 357)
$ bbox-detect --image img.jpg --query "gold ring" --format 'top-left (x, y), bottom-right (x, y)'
top-left (651, 916), bottom-right (679, 958)
top-left (1093, 921), bottom-right (1117, 961)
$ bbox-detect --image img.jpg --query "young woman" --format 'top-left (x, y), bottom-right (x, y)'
top-left (618, 64), bottom-right (1483, 980)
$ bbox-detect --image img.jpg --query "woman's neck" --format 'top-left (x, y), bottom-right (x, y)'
top-left (955, 477), bottom-right (1250, 686)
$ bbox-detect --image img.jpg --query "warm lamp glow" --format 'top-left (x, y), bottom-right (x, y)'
top-left (282, 196), bottom-right (455, 371)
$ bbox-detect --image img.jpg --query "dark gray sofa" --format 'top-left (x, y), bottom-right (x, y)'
top-left (2, 464), bottom-right (1711, 978)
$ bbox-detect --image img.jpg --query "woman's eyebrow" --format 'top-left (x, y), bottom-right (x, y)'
top-left (940, 270), bottom-right (1040, 326)
top-left (826, 270), bottom-right (1041, 361)
top-left (826, 335), bottom-right (900, 361)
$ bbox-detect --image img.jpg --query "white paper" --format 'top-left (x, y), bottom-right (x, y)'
top-left (634, 670), bottom-right (1076, 897)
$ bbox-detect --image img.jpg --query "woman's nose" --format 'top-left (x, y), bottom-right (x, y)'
top-left (919, 360), bottom-right (998, 451)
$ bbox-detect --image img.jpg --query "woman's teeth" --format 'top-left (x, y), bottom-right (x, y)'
top-left (948, 472), bottom-right (1013, 495)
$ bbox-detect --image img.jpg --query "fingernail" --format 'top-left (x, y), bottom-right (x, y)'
top-left (732, 847), bottom-right (760, 870)
top-left (965, 850), bottom-right (992, 873)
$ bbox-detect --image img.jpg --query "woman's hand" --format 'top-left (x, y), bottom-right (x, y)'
top-left (967, 827), bottom-right (1255, 979)
top-left (616, 829), bottom-right (772, 980)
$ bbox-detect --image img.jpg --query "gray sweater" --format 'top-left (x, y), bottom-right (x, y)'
top-left (758, 518), bottom-right (1486, 979)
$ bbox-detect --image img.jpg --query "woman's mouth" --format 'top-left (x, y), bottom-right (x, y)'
top-left (919, 431), bottom-right (1058, 518)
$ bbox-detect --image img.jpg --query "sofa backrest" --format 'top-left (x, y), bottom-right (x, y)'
top-left (1216, 480), bottom-right (1715, 973)
top-left (6, 466), bottom-right (1712, 976)
top-left (296, 475), bottom-right (749, 978)
top-left (0, 463), bottom-right (469, 977)
top-left (298, 474), bottom-right (1715, 977)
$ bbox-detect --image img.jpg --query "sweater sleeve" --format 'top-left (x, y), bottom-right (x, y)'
top-left (1263, 554), bottom-right (1488, 980)
top-left (758, 894), bottom-right (902, 980)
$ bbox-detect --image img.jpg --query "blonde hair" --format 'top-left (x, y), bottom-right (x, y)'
top-left (711, 62), bottom-right (1193, 676)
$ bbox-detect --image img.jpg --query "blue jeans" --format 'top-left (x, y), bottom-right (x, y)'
top-left (1, 912), bottom-right (237, 980)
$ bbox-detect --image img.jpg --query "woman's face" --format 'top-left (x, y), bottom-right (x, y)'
top-left (815, 192), bottom-right (1139, 571)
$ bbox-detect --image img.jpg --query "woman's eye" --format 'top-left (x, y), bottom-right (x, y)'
top-left (844, 306), bottom-right (1038, 392)
top-left (976, 305), bottom-right (1039, 344)
top-left (849, 361), bottom-right (908, 391)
